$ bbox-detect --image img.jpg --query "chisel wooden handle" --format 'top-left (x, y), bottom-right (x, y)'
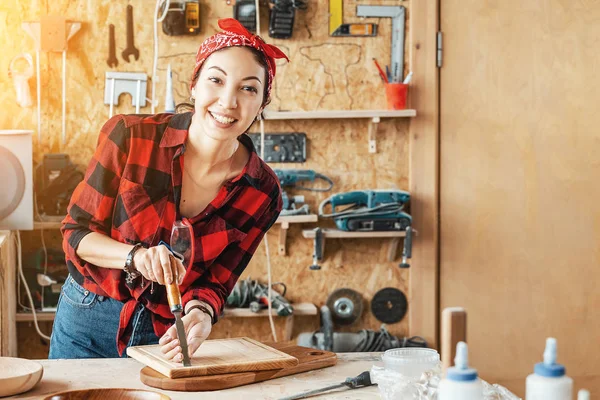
top-left (441, 307), bottom-right (467, 373)
top-left (166, 254), bottom-right (182, 313)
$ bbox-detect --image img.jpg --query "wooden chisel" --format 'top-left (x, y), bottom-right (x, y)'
top-left (166, 254), bottom-right (191, 367)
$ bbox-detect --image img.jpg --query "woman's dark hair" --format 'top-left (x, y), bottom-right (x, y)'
top-left (175, 46), bottom-right (271, 114)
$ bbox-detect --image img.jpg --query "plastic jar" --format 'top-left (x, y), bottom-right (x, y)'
top-left (382, 348), bottom-right (441, 378)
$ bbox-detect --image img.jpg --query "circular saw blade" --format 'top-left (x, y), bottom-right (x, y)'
top-left (371, 287), bottom-right (408, 324)
top-left (326, 288), bottom-right (364, 326)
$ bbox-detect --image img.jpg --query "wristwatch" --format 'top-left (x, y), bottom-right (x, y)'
top-left (124, 243), bottom-right (143, 284)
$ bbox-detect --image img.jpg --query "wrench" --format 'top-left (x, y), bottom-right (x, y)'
top-left (121, 5), bottom-right (139, 62)
top-left (106, 24), bottom-right (118, 68)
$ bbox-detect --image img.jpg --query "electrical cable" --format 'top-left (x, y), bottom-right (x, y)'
top-left (351, 325), bottom-right (427, 352)
top-left (255, 0), bottom-right (274, 339)
top-left (35, 50), bottom-right (41, 143)
top-left (34, 191), bottom-right (49, 312)
top-left (152, 0), bottom-right (171, 113)
top-left (293, 173), bottom-right (334, 192)
top-left (15, 231), bottom-right (51, 341)
top-left (255, 0), bottom-right (261, 36)
top-left (259, 116), bottom-right (278, 342)
top-left (319, 201), bottom-right (405, 219)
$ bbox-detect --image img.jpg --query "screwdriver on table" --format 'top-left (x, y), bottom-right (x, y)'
top-left (278, 370), bottom-right (374, 400)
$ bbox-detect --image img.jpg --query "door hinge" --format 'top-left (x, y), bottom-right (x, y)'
top-left (437, 31), bottom-right (443, 68)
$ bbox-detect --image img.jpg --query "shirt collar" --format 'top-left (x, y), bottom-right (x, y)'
top-left (236, 134), bottom-right (263, 190)
top-left (159, 112), bottom-right (192, 148)
top-left (161, 112), bottom-right (264, 190)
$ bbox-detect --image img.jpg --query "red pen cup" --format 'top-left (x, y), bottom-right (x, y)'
top-left (385, 83), bottom-right (409, 110)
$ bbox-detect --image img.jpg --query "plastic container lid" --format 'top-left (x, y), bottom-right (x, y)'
top-left (382, 348), bottom-right (440, 378)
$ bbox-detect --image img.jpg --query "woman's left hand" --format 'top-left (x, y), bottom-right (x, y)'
top-left (159, 308), bottom-right (212, 363)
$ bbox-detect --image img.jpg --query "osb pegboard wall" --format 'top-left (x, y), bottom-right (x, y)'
top-left (1, 0), bottom-right (414, 351)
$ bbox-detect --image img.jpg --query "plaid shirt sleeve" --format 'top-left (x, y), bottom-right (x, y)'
top-left (181, 183), bottom-right (283, 323)
top-left (60, 115), bottom-right (129, 295)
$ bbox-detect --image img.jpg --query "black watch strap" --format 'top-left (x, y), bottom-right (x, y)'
top-left (124, 243), bottom-right (143, 283)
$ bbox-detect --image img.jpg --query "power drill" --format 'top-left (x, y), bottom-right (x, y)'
top-left (274, 169), bottom-right (334, 216)
top-left (249, 284), bottom-right (294, 317)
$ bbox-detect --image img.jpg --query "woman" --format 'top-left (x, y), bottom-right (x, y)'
top-left (49, 18), bottom-right (288, 362)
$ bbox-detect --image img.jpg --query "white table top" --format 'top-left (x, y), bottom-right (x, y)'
top-left (9, 353), bottom-right (385, 400)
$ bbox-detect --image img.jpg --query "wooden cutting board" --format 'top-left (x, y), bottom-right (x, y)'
top-left (127, 337), bottom-right (298, 379)
top-left (44, 388), bottom-right (170, 400)
top-left (139, 343), bottom-right (337, 391)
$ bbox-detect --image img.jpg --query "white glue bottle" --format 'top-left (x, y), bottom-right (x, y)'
top-left (577, 389), bottom-right (590, 400)
top-left (438, 341), bottom-right (483, 400)
top-left (526, 337), bottom-right (573, 400)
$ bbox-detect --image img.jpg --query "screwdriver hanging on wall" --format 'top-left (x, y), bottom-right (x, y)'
top-left (399, 226), bottom-right (412, 268)
top-left (309, 227), bottom-right (323, 270)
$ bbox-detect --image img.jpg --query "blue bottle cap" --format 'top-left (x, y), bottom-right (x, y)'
top-left (447, 366), bottom-right (478, 381)
top-left (446, 342), bottom-right (478, 382)
top-left (533, 337), bottom-right (565, 377)
top-left (534, 361), bottom-right (565, 377)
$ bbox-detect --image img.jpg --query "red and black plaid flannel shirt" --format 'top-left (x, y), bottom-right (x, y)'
top-left (61, 112), bottom-right (282, 355)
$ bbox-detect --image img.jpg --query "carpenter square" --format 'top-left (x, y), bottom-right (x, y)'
top-left (356, 5), bottom-right (406, 82)
top-left (166, 254), bottom-right (191, 367)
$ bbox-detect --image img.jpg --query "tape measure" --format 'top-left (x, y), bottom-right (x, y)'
top-left (329, 0), bottom-right (377, 37)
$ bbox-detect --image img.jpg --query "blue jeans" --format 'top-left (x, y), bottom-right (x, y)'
top-left (49, 275), bottom-right (159, 359)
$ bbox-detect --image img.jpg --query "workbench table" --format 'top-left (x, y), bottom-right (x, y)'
top-left (8, 353), bottom-right (384, 400)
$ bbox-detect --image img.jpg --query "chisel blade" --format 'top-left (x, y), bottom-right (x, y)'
top-left (174, 311), bottom-right (191, 367)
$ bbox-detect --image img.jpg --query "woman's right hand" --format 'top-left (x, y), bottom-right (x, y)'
top-left (132, 245), bottom-right (186, 285)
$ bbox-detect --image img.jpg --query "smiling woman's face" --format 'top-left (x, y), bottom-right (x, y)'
top-left (192, 46), bottom-right (266, 141)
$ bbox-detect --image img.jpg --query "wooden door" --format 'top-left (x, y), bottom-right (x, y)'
top-left (440, 1), bottom-right (600, 397)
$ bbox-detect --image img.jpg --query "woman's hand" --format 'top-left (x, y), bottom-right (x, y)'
top-left (132, 245), bottom-right (186, 285)
top-left (159, 308), bottom-right (212, 362)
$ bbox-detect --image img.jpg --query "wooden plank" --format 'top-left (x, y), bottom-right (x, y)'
top-left (302, 229), bottom-right (414, 239)
top-left (441, 307), bottom-right (467, 373)
top-left (223, 303), bottom-right (317, 317)
top-left (408, 0), bottom-right (440, 350)
top-left (264, 109), bottom-right (417, 120)
top-left (139, 343), bottom-right (337, 392)
top-left (33, 220), bottom-right (62, 230)
top-left (16, 312), bottom-right (57, 322)
top-left (16, 303), bottom-right (318, 322)
top-left (275, 215), bottom-right (318, 224)
top-left (127, 337), bottom-right (298, 379)
top-left (0, 231), bottom-right (17, 357)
